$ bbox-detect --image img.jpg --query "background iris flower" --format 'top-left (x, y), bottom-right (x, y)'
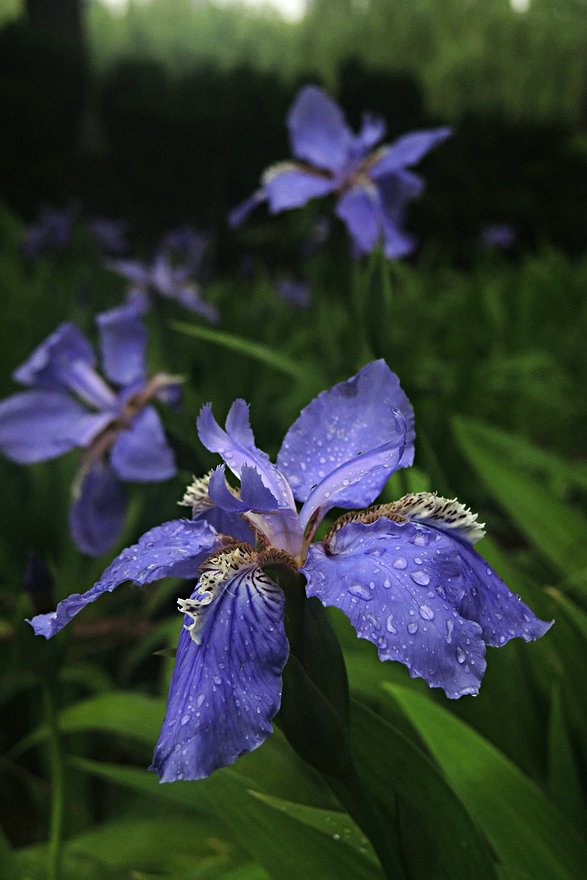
top-left (229, 84), bottom-right (451, 258)
top-left (28, 360), bottom-right (551, 783)
top-left (0, 304), bottom-right (181, 556)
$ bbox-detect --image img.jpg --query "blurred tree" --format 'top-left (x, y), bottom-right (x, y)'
top-left (25, 0), bottom-right (84, 51)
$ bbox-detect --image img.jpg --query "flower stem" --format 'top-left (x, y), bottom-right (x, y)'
top-left (42, 675), bottom-right (65, 880)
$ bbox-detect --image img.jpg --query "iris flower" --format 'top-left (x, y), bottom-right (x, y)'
top-left (229, 85), bottom-right (451, 258)
top-left (106, 253), bottom-right (218, 323)
top-left (28, 361), bottom-right (551, 781)
top-left (0, 305), bottom-right (181, 556)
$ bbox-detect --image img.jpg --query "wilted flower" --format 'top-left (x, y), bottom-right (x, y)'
top-left (106, 253), bottom-right (218, 323)
top-left (0, 305), bottom-right (181, 556)
top-left (229, 85), bottom-right (451, 258)
top-left (28, 361), bottom-right (551, 781)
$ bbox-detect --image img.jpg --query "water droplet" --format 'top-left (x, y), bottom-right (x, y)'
top-left (446, 620), bottom-right (454, 643)
top-left (414, 556), bottom-right (423, 565)
top-left (181, 714), bottom-right (190, 725)
top-left (419, 603), bottom-right (434, 620)
top-left (407, 621), bottom-right (419, 634)
top-left (213, 675), bottom-right (222, 686)
top-left (349, 583), bottom-right (371, 600)
top-left (456, 646), bottom-right (466, 664)
top-left (383, 577), bottom-right (391, 588)
top-left (196, 694), bottom-right (205, 707)
top-left (393, 557), bottom-right (407, 570)
top-left (386, 614), bottom-right (397, 634)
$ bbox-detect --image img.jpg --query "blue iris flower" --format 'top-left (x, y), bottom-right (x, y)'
top-left (28, 361), bottom-right (551, 781)
top-left (0, 303), bottom-right (181, 556)
top-left (229, 85), bottom-right (451, 258)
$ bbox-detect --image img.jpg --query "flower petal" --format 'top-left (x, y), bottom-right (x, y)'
top-left (370, 127), bottom-right (452, 177)
top-left (354, 113), bottom-right (386, 155)
top-left (228, 190), bottom-right (266, 228)
top-left (96, 302), bottom-right (147, 387)
top-left (151, 551), bottom-right (288, 781)
top-left (208, 464), bottom-right (280, 513)
top-left (110, 407), bottom-right (176, 482)
top-left (278, 360), bottom-right (415, 505)
top-left (302, 518), bottom-right (486, 699)
top-left (287, 85), bottom-right (353, 174)
top-left (0, 390), bottom-right (111, 463)
top-left (28, 518), bottom-right (222, 638)
top-left (264, 171), bottom-right (335, 213)
top-left (69, 461), bottom-right (127, 557)
top-left (335, 186), bottom-right (380, 255)
top-left (197, 399), bottom-right (295, 510)
top-left (13, 323), bottom-right (117, 410)
top-left (105, 258), bottom-right (152, 286)
top-left (170, 284), bottom-right (219, 323)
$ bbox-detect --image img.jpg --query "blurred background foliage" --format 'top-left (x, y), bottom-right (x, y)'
top-left (0, 1), bottom-right (586, 879)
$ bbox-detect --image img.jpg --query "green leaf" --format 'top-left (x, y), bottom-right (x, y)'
top-left (452, 416), bottom-right (587, 578)
top-left (350, 700), bottom-right (499, 880)
top-left (0, 825), bottom-right (17, 880)
top-left (170, 321), bottom-right (319, 384)
top-left (202, 771), bottom-right (385, 880)
top-left (547, 686), bottom-right (586, 830)
top-left (386, 684), bottom-right (587, 880)
top-left (10, 691), bottom-right (163, 758)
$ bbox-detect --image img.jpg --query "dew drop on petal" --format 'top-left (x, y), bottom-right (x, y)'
top-left (349, 583), bottom-right (371, 600)
top-left (386, 614), bottom-right (397, 634)
top-left (180, 714), bottom-right (190, 726)
top-left (407, 621), bottom-right (419, 634)
top-left (393, 557), bottom-right (408, 570)
top-left (456, 646), bottom-right (466, 664)
top-left (411, 571), bottom-right (431, 587)
top-left (419, 603), bottom-right (434, 620)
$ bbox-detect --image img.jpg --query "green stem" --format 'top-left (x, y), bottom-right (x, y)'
top-left (43, 677), bottom-right (64, 880)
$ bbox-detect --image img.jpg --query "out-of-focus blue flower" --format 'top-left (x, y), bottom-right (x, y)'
top-left (160, 227), bottom-right (210, 279)
top-left (90, 217), bottom-right (128, 255)
top-left (106, 253), bottom-right (218, 323)
top-left (28, 361), bottom-right (552, 781)
top-left (0, 305), bottom-right (181, 556)
top-left (23, 206), bottom-right (74, 261)
top-left (275, 277), bottom-right (311, 308)
top-left (480, 223), bottom-right (517, 250)
top-left (229, 85), bottom-right (451, 258)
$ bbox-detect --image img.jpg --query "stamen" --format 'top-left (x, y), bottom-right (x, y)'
top-left (179, 471), bottom-right (214, 511)
top-left (325, 505), bottom-right (407, 540)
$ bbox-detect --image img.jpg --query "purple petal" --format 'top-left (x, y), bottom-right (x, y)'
top-left (449, 537), bottom-right (553, 647)
top-left (208, 464), bottom-right (279, 513)
top-left (28, 518), bottom-right (221, 638)
top-left (302, 518), bottom-right (486, 699)
top-left (228, 190), bottom-right (266, 228)
top-left (335, 187), bottom-right (380, 255)
top-left (354, 113), bottom-right (386, 155)
top-left (0, 390), bottom-right (111, 463)
top-left (278, 360), bottom-right (415, 505)
top-left (370, 127), bottom-right (452, 177)
top-left (287, 85), bottom-right (353, 174)
top-left (110, 406), bottom-right (176, 482)
top-left (197, 400), bottom-right (295, 510)
top-left (170, 284), bottom-right (219, 324)
top-left (96, 302), bottom-right (147, 388)
top-left (151, 555), bottom-right (288, 781)
top-left (106, 258), bottom-right (152, 286)
top-left (69, 461), bottom-right (127, 556)
top-left (264, 171), bottom-right (335, 213)
top-left (15, 322), bottom-right (116, 410)
top-left (195, 506), bottom-right (255, 545)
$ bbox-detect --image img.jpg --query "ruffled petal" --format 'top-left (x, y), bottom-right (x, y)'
top-left (264, 171), bottom-right (335, 213)
top-left (151, 550), bottom-right (288, 781)
top-left (96, 302), bottom-right (147, 387)
top-left (370, 127), bottom-right (452, 177)
top-left (0, 390), bottom-right (111, 463)
top-left (353, 113), bottom-right (386, 155)
top-left (335, 186), bottom-right (380, 255)
top-left (208, 464), bottom-right (280, 513)
top-left (455, 539), bottom-right (554, 646)
top-left (278, 360), bottom-right (415, 504)
top-left (109, 406), bottom-right (176, 482)
top-left (302, 518), bottom-right (486, 698)
top-left (28, 518), bottom-right (222, 638)
top-left (287, 85), bottom-right (353, 174)
top-left (197, 400), bottom-right (295, 510)
top-left (69, 461), bottom-right (127, 557)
